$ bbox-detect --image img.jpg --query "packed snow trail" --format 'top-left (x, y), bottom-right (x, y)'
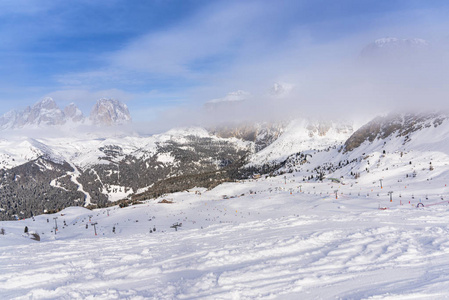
top-left (67, 162), bottom-right (91, 206)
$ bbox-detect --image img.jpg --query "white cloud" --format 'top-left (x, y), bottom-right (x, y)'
top-left (207, 90), bottom-right (251, 104)
top-left (27, 1), bottom-right (449, 127)
top-left (108, 1), bottom-right (288, 78)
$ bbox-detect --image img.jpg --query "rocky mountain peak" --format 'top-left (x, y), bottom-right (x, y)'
top-left (306, 120), bottom-right (354, 138)
top-left (209, 121), bottom-right (286, 152)
top-left (35, 97), bottom-right (58, 110)
top-left (0, 97), bottom-right (66, 129)
top-left (0, 97), bottom-right (131, 130)
top-left (27, 97), bottom-right (65, 126)
top-left (64, 103), bottom-right (84, 123)
top-left (89, 98), bottom-right (132, 126)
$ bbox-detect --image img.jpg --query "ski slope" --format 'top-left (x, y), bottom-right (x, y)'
top-left (2, 168), bottom-right (449, 299)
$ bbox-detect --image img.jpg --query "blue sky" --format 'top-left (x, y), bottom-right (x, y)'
top-left (0, 0), bottom-right (448, 122)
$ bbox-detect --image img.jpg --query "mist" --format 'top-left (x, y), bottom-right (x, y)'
top-left (1, 0), bottom-right (449, 135)
top-left (123, 1), bottom-right (449, 134)
top-left (131, 35), bottom-right (449, 134)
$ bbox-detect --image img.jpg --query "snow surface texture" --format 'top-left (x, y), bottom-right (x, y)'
top-left (2, 169), bottom-right (449, 299)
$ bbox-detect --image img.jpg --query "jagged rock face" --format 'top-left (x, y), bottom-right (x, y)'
top-left (27, 97), bottom-right (65, 126)
top-left (64, 103), bottom-right (84, 122)
top-left (344, 112), bottom-right (447, 152)
top-left (0, 97), bottom-right (131, 130)
top-left (210, 122), bottom-right (285, 152)
top-left (0, 98), bottom-right (66, 129)
top-left (89, 99), bottom-right (131, 126)
top-left (306, 121), bottom-right (353, 138)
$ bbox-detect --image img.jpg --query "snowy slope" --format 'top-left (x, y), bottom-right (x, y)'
top-left (249, 118), bottom-right (354, 166)
top-left (2, 166), bottom-right (449, 298)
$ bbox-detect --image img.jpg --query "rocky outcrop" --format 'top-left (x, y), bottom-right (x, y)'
top-left (64, 103), bottom-right (84, 122)
top-left (344, 112), bottom-right (447, 152)
top-left (210, 122), bottom-right (285, 152)
top-left (89, 99), bottom-right (131, 126)
top-left (0, 97), bottom-right (130, 130)
top-left (0, 98), bottom-right (66, 129)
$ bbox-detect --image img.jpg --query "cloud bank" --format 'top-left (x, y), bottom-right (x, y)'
top-left (1, 0), bottom-right (449, 132)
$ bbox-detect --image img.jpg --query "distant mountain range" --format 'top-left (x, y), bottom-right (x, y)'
top-left (0, 101), bottom-right (447, 221)
top-left (0, 98), bottom-right (131, 130)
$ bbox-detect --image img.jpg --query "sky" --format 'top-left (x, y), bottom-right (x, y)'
top-left (1, 0), bottom-right (449, 130)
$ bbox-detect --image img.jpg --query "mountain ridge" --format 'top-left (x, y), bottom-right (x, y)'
top-left (0, 98), bottom-right (131, 130)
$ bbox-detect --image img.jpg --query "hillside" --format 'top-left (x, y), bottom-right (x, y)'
top-left (2, 150), bottom-right (449, 298)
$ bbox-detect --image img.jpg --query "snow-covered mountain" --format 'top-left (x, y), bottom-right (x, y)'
top-left (0, 97), bottom-right (130, 130)
top-left (0, 125), bottom-right (254, 220)
top-left (0, 98), bottom-right (67, 129)
top-left (1, 107), bottom-right (449, 222)
top-left (249, 118), bottom-right (354, 166)
top-left (267, 112), bottom-right (449, 188)
top-left (361, 37), bottom-right (429, 58)
top-left (343, 112), bottom-right (447, 152)
top-left (209, 121), bottom-right (286, 152)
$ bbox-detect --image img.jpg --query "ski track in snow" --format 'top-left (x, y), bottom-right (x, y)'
top-left (68, 162), bottom-right (91, 206)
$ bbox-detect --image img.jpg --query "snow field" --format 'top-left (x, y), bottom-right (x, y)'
top-left (2, 171), bottom-right (449, 299)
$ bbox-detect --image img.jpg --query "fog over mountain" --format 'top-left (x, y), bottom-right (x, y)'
top-left (122, 35), bottom-right (448, 135)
